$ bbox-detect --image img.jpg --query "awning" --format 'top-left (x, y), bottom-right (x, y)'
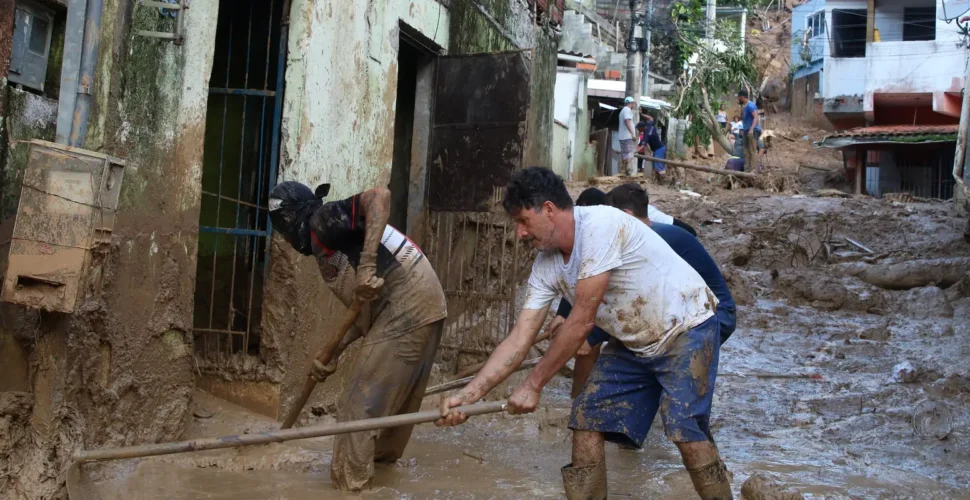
top-left (815, 125), bottom-right (959, 149)
top-left (587, 79), bottom-right (673, 111)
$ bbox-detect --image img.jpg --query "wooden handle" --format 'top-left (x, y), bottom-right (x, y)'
top-left (75, 401), bottom-right (508, 463)
top-left (280, 300), bottom-right (362, 429)
top-left (452, 330), bottom-right (551, 380)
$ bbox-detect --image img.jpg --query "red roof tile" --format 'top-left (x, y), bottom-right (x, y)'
top-left (830, 125), bottom-right (959, 138)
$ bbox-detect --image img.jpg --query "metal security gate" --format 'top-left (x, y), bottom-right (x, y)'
top-left (426, 210), bottom-right (534, 370)
top-left (193, 0), bottom-right (288, 360)
top-left (424, 51), bottom-right (534, 372)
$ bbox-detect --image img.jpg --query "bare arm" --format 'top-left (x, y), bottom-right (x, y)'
top-left (626, 118), bottom-right (637, 138)
top-left (357, 188), bottom-right (390, 256)
top-left (520, 272), bottom-right (610, 393)
top-left (751, 109), bottom-right (760, 132)
top-left (436, 306), bottom-right (548, 425)
top-left (455, 306), bottom-right (548, 402)
top-left (354, 188), bottom-right (390, 301)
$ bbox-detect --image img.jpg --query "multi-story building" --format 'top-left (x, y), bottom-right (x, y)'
top-left (790, 0), bottom-right (968, 199)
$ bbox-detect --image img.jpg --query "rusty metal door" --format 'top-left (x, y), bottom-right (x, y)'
top-left (424, 51), bottom-right (535, 372)
top-left (427, 51), bottom-right (531, 212)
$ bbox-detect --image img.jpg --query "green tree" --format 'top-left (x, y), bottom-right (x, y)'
top-left (670, 1), bottom-right (758, 153)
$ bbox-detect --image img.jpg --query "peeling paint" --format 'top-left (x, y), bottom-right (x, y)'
top-left (280, 0), bottom-right (449, 197)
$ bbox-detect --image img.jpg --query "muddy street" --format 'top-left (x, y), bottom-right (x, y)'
top-left (83, 185), bottom-right (970, 499)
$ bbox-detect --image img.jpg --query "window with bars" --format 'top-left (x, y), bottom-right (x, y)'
top-left (807, 11), bottom-right (825, 39)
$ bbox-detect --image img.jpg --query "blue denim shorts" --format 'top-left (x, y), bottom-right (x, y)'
top-left (569, 316), bottom-right (720, 447)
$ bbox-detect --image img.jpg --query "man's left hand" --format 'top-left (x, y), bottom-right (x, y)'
top-left (507, 381), bottom-right (541, 415)
top-left (356, 252), bottom-right (384, 301)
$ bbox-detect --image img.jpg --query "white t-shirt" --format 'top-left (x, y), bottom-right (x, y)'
top-left (731, 121), bottom-right (742, 134)
top-left (647, 205), bottom-right (674, 225)
top-left (523, 206), bottom-right (717, 357)
top-left (717, 111), bottom-right (727, 123)
top-left (617, 107), bottom-right (635, 141)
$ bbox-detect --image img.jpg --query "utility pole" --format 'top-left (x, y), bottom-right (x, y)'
top-left (641, 0), bottom-right (653, 98)
top-left (706, 0), bottom-right (717, 44)
top-left (953, 56), bottom-right (970, 211)
top-left (626, 0), bottom-right (644, 105)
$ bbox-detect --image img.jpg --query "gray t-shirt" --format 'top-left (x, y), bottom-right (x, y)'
top-left (617, 107), bottom-right (635, 141)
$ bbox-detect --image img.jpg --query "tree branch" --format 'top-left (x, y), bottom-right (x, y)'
top-left (699, 84), bottom-right (734, 152)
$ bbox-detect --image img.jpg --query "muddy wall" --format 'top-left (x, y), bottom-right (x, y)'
top-left (270, 0), bottom-right (558, 422)
top-left (0, 1), bottom-right (218, 497)
top-left (0, 89), bottom-right (57, 220)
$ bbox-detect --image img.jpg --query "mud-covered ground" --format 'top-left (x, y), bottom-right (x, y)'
top-left (91, 177), bottom-right (970, 499)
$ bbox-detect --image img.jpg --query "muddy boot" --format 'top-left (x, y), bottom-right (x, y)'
top-left (560, 462), bottom-right (607, 500)
top-left (687, 459), bottom-right (733, 500)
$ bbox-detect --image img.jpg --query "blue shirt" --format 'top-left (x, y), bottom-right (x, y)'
top-left (742, 101), bottom-right (760, 132)
top-left (643, 124), bottom-right (664, 151)
top-left (558, 223), bottom-right (736, 345)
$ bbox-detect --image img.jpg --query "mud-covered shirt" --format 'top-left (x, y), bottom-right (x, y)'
top-left (522, 206), bottom-right (716, 357)
top-left (308, 194), bottom-right (447, 343)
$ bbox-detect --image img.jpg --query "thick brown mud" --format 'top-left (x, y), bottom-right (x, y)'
top-left (90, 189), bottom-right (970, 499)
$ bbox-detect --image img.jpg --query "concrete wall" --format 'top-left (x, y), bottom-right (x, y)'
top-left (551, 120), bottom-right (570, 179)
top-left (554, 69), bottom-right (596, 180)
top-left (819, 1), bottom-right (968, 108)
top-left (824, 56), bottom-right (866, 98)
top-left (0, 88), bottom-right (57, 219)
top-left (0, 0), bottom-right (218, 496)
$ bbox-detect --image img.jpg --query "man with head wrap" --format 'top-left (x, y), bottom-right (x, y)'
top-left (268, 181), bottom-right (447, 491)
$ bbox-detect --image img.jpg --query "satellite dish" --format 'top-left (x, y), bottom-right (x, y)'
top-left (941, 0), bottom-right (970, 21)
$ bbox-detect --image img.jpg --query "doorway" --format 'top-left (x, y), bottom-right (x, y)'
top-left (192, 0), bottom-right (287, 362)
top-left (389, 25), bottom-right (437, 240)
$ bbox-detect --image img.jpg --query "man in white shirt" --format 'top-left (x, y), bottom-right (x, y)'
top-left (617, 96), bottom-right (638, 177)
top-left (437, 168), bottom-right (732, 500)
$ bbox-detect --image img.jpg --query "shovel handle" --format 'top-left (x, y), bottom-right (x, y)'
top-left (74, 401), bottom-right (508, 463)
top-left (281, 300), bottom-right (362, 429)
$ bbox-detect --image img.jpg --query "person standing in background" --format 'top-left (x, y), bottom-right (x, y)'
top-left (737, 89), bottom-right (761, 173)
top-left (730, 115), bottom-right (742, 136)
top-left (641, 115), bottom-right (667, 182)
top-left (617, 97), bottom-right (639, 176)
top-left (716, 105), bottom-right (727, 132)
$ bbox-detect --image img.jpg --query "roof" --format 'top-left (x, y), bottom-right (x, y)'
top-left (815, 125), bottom-right (959, 149)
top-left (587, 79), bottom-right (673, 110)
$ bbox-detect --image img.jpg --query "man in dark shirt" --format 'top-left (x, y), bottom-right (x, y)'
top-left (641, 115), bottom-right (667, 178)
top-left (269, 181), bottom-right (447, 491)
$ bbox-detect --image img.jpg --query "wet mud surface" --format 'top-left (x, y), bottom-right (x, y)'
top-left (92, 190), bottom-right (970, 499)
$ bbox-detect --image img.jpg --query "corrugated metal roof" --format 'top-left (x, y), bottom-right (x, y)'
top-left (816, 125), bottom-right (959, 149)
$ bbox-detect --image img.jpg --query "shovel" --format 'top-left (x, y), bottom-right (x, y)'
top-left (281, 300), bottom-right (362, 429)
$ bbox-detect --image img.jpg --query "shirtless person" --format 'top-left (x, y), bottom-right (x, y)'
top-left (268, 181), bottom-right (447, 491)
top-left (436, 168), bottom-right (732, 499)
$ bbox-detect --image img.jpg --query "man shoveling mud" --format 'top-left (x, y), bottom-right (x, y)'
top-left (436, 167), bottom-right (732, 499)
top-left (269, 181), bottom-right (447, 491)
top-left (557, 184), bottom-right (736, 403)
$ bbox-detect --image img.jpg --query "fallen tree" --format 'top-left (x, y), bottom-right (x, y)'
top-left (836, 257), bottom-right (970, 290)
top-left (636, 154), bottom-right (757, 179)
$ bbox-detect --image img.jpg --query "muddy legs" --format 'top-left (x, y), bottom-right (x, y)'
top-left (677, 440), bottom-right (733, 500)
top-left (561, 462), bottom-right (608, 500)
top-left (562, 430), bottom-right (608, 499)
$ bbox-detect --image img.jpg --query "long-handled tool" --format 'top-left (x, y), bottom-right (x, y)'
top-left (452, 329), bottom-right (553, 379)
top-left (72, 401), bottom-right (507, 463)
top-left (281, 300), bottom-right (362, 429)
top-left (424, 357), bottom-right (541, 397)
